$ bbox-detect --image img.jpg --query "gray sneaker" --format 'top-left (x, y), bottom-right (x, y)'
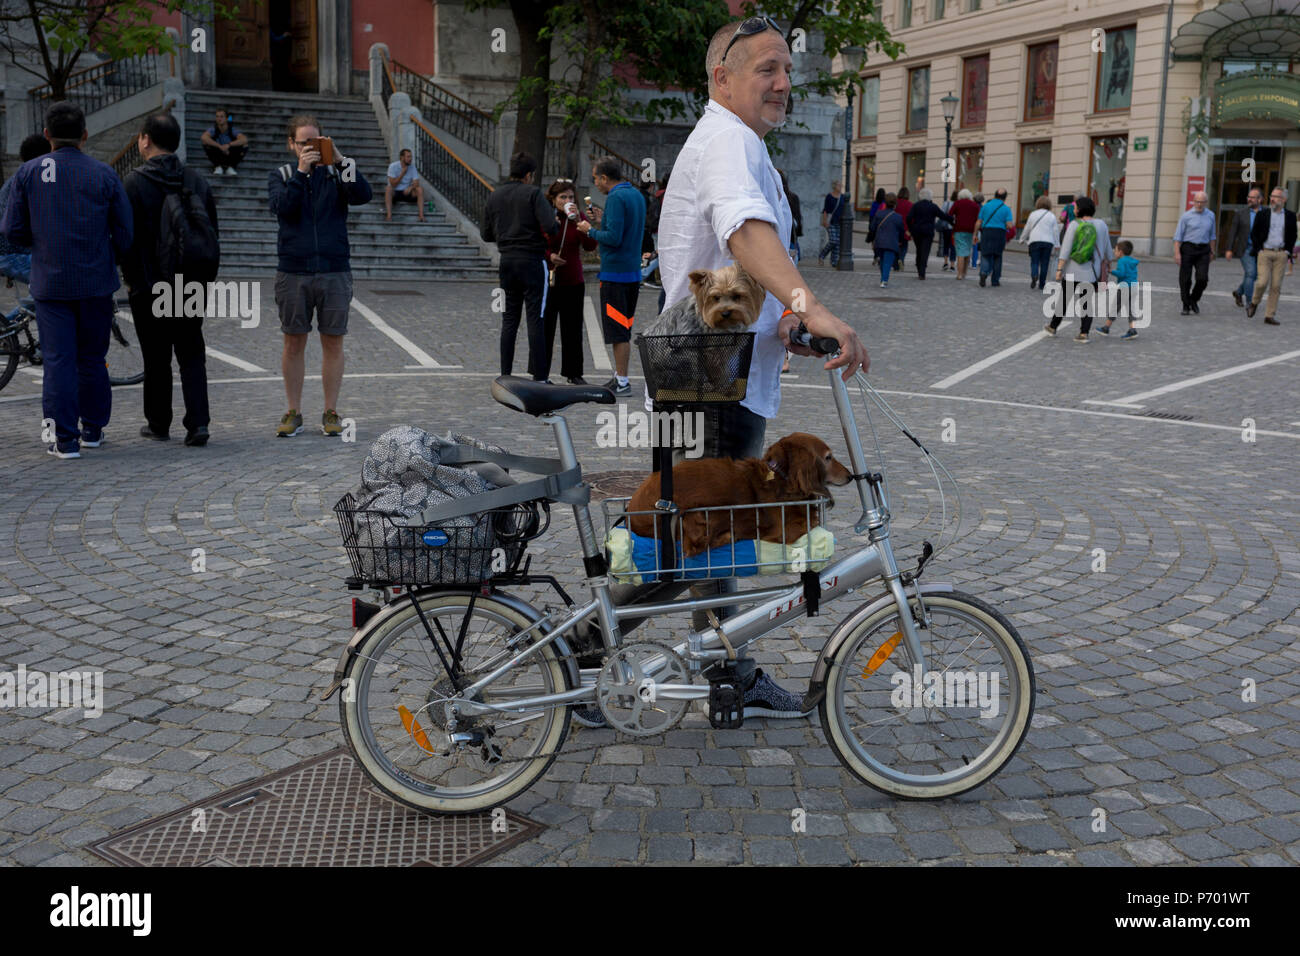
top-left (743, 669), bottom-right (813, 719)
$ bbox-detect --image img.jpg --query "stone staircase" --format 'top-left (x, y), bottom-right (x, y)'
top-left (184, 89), bottom-right (495, 279)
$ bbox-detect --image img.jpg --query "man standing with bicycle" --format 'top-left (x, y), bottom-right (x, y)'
top-left (577, 16), bottom-right (869, 723)
top-left (1, 103), bottom-right (133, 459)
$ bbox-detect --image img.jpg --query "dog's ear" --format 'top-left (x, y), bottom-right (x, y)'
top-left (688, 270), bottom-right (711, 294)
top-left (788, 441), bottom-right (825, 498)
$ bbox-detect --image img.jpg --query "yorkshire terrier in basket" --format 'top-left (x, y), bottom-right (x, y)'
top-left (641, 264), bottom-right (766, 394)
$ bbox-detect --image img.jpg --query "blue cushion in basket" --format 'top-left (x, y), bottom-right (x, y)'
top-left (606, 525), bottom-right (835, 585)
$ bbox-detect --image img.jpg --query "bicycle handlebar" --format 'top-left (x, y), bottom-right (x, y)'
top-left (791, 323), bottom-right (840, 357)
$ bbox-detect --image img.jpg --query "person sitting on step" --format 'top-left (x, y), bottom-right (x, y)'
top-left (200, 108), bottom-right (248, 176)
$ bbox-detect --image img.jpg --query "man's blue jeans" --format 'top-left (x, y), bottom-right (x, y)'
top-left (1235, 251), bottom-right (1257, 302)
top-left (1028, 242), bottom-right (1054, 286)
top-left (0, 253), bottom-right (31, 283)
top-left (36, 296), bottom-right (113, 448)
top-left (979, 251), bottom-right (1003, 285)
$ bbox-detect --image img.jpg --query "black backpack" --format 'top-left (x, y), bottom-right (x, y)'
top-left (157, 172), bottom-right (219, 283)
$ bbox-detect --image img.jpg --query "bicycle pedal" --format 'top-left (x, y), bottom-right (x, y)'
top-left (705, 659), bottom-right (753, 729)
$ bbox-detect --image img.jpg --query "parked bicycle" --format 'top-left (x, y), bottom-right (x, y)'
top-left (0, 282), bottom-right (145, 392)
top-left (325, 327), bottom-right (1035, 814)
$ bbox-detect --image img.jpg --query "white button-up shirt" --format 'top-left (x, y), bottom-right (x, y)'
top-left (655, 100), bottom-right (793, 420)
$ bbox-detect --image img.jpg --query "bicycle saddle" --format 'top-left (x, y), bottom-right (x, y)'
top-left (491, 375), bottom-right (616, 416)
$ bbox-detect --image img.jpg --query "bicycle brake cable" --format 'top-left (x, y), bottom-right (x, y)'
top-left (850, 372), bottom-right (962, 562)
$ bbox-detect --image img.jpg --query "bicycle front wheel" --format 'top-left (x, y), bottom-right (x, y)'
top-left (341, 592), bottom-right (572, 814)
top-left (107, 309), bottom-right (145, 386)
top-left (820, 590), bottom-right (1034, 800)
top-left (0, 326), bottom-right (19, 391)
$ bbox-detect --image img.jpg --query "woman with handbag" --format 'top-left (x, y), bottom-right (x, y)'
top-left (903, 188), bottom-right (953, 280)
top-left (870, 193), bottom-right (906, 287)
top-left (1017, 195), bottom-right (1059, 289)
top-left (949, 189), bottom-right (981, 280)
top-left (543, 178), bottom-right (598, 384)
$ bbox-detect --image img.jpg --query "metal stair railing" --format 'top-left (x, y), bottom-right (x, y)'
top-left (28, 54), bottom-right (161, 134)
top-left (106, 96), bottom-right (176, 181)
top-left (589, 138), bottom-right (643, 184)
top-left (388, 56), bottom-right (497, 159)
top-left (410, 116), bottom-right (494, 232)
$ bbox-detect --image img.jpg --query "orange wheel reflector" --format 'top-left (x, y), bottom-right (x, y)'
top-left (397, 705), bottom-right (434, 753)
top-left (860, 632), bottom-right (902, 678)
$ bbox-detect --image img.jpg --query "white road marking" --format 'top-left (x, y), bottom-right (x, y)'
top-left (1101, 349), bottom-right (1300, 408)
top-left (114, 311), bottom-right (266, 372)
top-left (350, 296), bottom-right (448, 368)
top-left (18, 367), bottom-right (42, 379)
top-left (1081, 400), bottom-right (1145, 409)
top-left (584, 295), bottom-right (612, 371)
top-left (931, 328), bottom-right (1056, 390)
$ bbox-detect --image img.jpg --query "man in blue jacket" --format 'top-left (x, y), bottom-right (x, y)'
top-left (268, 114), bottom-right (371, 437)
top-left (578, 157), bottom-right (645, 397)
top-left (0, 103), bottom-right (132, 459)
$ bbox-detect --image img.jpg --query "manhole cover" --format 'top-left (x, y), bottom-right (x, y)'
top-left (586, 469), bottom-right (648, 501)
top-left (88, 749), bottom-right (543, 867)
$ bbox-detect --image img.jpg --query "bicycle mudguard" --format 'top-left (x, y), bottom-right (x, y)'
top-left (803, 582), bottom-right (954, 708)
top-left (320, 589), bottom-right (580, 701)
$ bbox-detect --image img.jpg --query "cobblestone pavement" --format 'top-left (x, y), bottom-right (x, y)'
top-left (1, 252), bottom-right (1297, 866)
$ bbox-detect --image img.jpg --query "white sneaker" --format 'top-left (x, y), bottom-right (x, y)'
top-left (225, 166), bottom-right (237, 177)
top-left (212, 166), bottom-right (224, 175)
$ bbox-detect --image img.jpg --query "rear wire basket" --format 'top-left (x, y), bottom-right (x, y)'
top-left (602, 496), bottom-right (829, 582)
top-left (333, 492), bottom-right (547, 588)
top-left (637, 331), bottom-right (754, 405)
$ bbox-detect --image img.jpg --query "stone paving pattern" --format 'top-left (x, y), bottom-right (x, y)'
top-left (0, 251), bottom-right (1297, 865)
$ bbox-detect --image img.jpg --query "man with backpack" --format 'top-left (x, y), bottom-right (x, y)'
top-left (0, 102), bottom-right (133, 459)
top-left (268, 114), bottom-right (372, 437)
top-left (122, 112), bottom-right (219, 445)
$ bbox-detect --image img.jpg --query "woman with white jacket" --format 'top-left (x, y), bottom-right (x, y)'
top-left (1017, 195), bottom-right (1059, 289)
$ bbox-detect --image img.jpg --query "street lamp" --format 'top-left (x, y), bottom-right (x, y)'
top-left (837, 46), bottom-right (866, 272)
top-left (941, 91), bottom-right (959, 198)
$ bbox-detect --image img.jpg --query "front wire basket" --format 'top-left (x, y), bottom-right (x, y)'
top-left (602, 496), bottom-right (831, 582)
top-left (334, 492), bottom-right (548, 588)
top-left (636, 331), bottom-right (754, 405)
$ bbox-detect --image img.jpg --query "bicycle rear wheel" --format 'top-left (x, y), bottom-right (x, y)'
top-left (107, 306), bottom-right (145, 386)
top-left (340, 592), bottom-right (572, 814)
top-left (820, 590), bottom-right (1034, 799)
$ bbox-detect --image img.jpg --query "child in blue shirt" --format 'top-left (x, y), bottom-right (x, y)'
top-left (1099, 239), bottom-right (1140, 339)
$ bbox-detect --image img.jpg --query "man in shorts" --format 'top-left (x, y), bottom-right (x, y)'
top-left (385, 148), bottom-right (425, 222)
top-left (577, 157), bottom-right (645, 396)
top-left (268, 113), bottom-right (372, 436)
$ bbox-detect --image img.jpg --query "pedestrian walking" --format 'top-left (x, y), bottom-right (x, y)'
top-left (1045, 196), bottom-right (1112, 342)
top-left (817, 180), bottom-right (846, 266)
top-left (121, 112), bottom-right (218, 446)
top-left (1097, 239), bottom-right (1140, 339)
top-left (0, 103), bottom-right (133, 459)
top-left (938, 190), bottom-right (957, 271)
top-left (949, 189), bottom-right (980, 280)
top-left (1017, 195), bottom-right (1058, 289)
top-left (1174, 191), bottom-right (1215, 314)
top-left (268, 113), bottom-right (372, 437)
top-left (542, 178), bottom-right (597, 383)
top-left (870, 193), bottom-right (905, 286)
top-left (1246, 186), bottom-right (1297, 326)
top-left (482, 152), bottom-right (559, 383)
top-left (778, 169), bottom-right (803, 264)
top-left (1225, 187), bottom-right (1262, 308)
top-left (903, 188), bottom-right (951, 280)
top-left (866, 188), bottom-right (886, 265)
top-left (576, 155), bottom-right (645, 397)
top-left (970, 193), bottom-right (984, 270)
top-left (894, 187), bottom-right (913, 271)
top-left (975, 188), bottom-right (1014, 287)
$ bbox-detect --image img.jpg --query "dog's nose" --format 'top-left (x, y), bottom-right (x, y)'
top-left (720, 310), bottom-right (731, 319)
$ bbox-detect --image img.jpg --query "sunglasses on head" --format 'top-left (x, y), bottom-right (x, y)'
top-left (721, 15), bottom-right (783, 64)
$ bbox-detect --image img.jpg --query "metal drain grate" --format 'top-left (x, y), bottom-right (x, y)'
top-left (586, 469), bottom-right (649, 501)
top-left (1143, 410), bottom-right (1195, 422)
top-left (88, 749), bottom-right (543, 867)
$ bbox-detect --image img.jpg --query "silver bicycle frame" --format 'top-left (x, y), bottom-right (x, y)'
top-left (452, 366), bottom-right (928, 718)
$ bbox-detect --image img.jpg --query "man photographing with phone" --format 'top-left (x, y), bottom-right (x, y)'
top-left (268, 113), bottom-right (372, 438)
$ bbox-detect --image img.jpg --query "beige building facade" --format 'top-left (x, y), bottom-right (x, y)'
top-left (848, 0), bottom-right (1300, 257)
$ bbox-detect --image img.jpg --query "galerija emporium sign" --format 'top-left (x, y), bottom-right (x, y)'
top-left (1213, 71), bottom-right (1300, 124)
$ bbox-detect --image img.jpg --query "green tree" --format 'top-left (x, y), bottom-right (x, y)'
top-left (0, 0), bottom-right (241, 102)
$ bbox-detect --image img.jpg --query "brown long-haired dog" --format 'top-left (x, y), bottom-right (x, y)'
top-left (627, 433), bottom-right (852, 557)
